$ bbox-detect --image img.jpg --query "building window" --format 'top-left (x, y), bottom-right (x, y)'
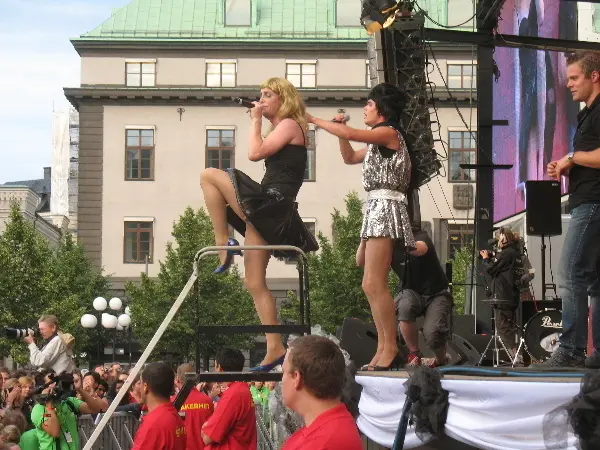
top-left (206, 129), bottom-right (235, 169)
top-left (336, 0), bottom-right (362, 27)
top-left (286, 62), bottom-right (316, 88)
top-left (304, 129), bottom-right (316, 181)
top-left (224, 0), bottom-right (251, 26)
top-left (124, 221), bottom-right (154, 263)
top-left (126, 61), bottom-right (156, 87)
top-left (126, 129), bottom-right (154, 180)
top-left (447, 63), bottom-right (476, 89)
top-left (206, 61), bottom-right (237, 87)
top-left (286, 220), bottom-right (316, 263)
top-left (447, 223), bottom-right (473, 259)
top-left (448, 131), bottom-right (476, 182)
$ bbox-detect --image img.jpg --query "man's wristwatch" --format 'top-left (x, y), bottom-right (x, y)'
top-left (567, 152), bottom-right (575, 163)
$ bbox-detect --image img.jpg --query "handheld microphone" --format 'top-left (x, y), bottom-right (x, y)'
top-left (232, 97), bottom-right (256, 108)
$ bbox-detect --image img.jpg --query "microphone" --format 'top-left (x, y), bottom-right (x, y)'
top-left (331, 114), bottom-right (351, 123)
top-left (232, 97), bottom-right (255, 108)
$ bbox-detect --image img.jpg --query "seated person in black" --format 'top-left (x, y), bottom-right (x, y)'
top-left (391, 229), bottom-right (453, 367)
top-left (480, 228), bottom-right (522, 359)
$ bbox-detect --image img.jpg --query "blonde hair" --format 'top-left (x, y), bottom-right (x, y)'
top-left (260, 77), bottom-right (308, 135)
top-left (38, 314), bottom-right (59, 329)
top-left (17, 376), bottom-right (33, 388)
top-left (0, 425), bottom-right (21, 444)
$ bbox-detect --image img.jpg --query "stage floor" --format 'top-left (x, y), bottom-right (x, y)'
top-left (356, 367), bottom-right (587, 450)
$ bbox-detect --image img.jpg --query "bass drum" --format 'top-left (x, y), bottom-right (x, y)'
top-left (524, 309), bottom-right (562, 362)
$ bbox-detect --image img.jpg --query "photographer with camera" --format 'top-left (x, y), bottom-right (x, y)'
top-left (480, 228), bottom-right (522, 360)
top-left (30, 372), bottom-right (104, 450)
top-left (21, 316), bottom-right (75, 375)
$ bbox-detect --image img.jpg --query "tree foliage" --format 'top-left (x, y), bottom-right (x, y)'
top-left (282, 192), bottom-right (399, 333)
top-left (126, 207), bottom-right (256, 365)
top-left (0, 203), bottom-right (110, 365)
top-left (448, 245), bottom-right (474, 314)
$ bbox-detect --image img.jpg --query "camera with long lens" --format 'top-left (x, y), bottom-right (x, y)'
top-left (35, 373), bottom-right (76, 404)
top-left (4, 327), bottom-right (38, 340)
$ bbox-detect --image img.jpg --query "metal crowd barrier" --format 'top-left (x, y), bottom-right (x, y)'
top-left (78, 412), bottom-right (139, 450)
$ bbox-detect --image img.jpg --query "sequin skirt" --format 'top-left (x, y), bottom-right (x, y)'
top-left (360, 190), bottom-right (415, 248)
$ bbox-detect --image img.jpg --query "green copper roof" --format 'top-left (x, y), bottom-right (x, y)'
top-left (78, 0), bottom-right (370, 42)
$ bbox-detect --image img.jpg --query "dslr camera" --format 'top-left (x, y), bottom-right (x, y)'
top-left (35, 373), bottom-right (76, 404)
top-left (478, 238), bottom-right (499, 260)
top-left (4, 327), bottom-right (38, 340)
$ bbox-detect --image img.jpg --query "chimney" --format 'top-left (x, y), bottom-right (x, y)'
top-left (44, 167), bottom-right (51, 181)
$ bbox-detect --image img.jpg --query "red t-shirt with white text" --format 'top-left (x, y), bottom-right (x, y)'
top-left (202, 381), bottom-right (257, 450)
top-left (281, 404), bottom-right (362, 450)
top-left (132, 402), bottom-right (186, 450)
top-left (170, 389), bottom-right (214, 450)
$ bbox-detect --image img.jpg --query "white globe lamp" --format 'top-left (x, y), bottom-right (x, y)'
top-left (109, 297), bottom-right (122, 311)
top-left (93, 297), bottom-right (107, 311)
top-left (80, 314), bottom-right (98, 329)
top-left (118, 314), bottom-right (131, 328)
top-left (102, 313), bottom-right (118, 329)
top-left (124, 306), bottom-right (132, 316)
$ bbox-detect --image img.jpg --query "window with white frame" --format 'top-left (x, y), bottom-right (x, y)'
top-left (224, 0), bottom-right (251, 26)
top-left (336, 0), bottom-right (362, 26)
top-left (124, 220), bottom-right (154, 263)
top-left (126, 60), bottom-right (156, 87)
top-left (447, 63), bottom-right (476, 89)
top-left (304, 129), bottom-right (316, 181)
top-left (448, 131), bottom-right (476, 182)
top-left (206, 128), bottom-right (235, 169)
top-left (206, 60), bottom-right (237, 87)
top-left (286, 61), bottom-right (316, 88)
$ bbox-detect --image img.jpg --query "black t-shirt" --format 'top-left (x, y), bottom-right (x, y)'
top-left (569, 93), bottom-right (600, 210)
top-left (391, 230), bottom-right (448, 295)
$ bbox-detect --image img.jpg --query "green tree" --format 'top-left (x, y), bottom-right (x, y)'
top-left (126, 207), bottom-right (255, 367)
top-left (448, 245), bottom-right (474, 314)
top-left (0, 204), bottom-right (52, 363)
top-left (44, 234), bottom-right (111, 362)
top-left (0, 203), bottom-right (111, 365)
top-left (282, 192), bottom-right (399, 333)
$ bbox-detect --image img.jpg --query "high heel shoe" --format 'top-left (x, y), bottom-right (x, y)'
top-left (368, 352), bottom-right (402, 371)
top-left (248, 353), bottom-right (286, 372)
top-left (213, 238), bottom-right (243, 274)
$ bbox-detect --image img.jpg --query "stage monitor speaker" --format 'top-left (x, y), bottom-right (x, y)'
top-left (339, 318), bottom-right (378, 369)
top-left (525, 181), bottom-right (562, 236)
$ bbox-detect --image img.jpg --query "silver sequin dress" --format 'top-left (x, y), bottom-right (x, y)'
top-left (360, 128), bottom-right (415, 249)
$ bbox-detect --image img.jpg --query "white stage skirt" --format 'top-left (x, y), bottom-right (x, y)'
top-left (357, 373), bottom-right (582, 450)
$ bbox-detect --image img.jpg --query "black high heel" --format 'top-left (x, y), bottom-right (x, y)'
top-left (214, 238), bottom-right (243, 274)
top-left (368, 352), bottom-right (402, 371)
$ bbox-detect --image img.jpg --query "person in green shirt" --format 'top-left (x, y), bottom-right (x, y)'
top-left (250, 381), bottom-right (271, 410)
top-left (30, 375), bottom-right (106, 450)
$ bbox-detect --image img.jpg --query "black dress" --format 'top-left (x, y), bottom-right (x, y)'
top-left (226, 140), bottom-right (319, 259)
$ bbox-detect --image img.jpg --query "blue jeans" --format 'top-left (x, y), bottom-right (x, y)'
top-left (558, 203), bottom-right (600, 356)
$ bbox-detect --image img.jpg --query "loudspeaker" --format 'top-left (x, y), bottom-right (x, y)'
top-left (453, 314), bottom-right (475, 337)
top-left (525, 181), bottom-right (562, 236)
top-left (450, 334), bottom-right (481, 366)
top-left (339, 318), bottom-right (378, 368)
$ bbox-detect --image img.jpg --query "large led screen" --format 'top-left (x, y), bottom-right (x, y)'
top-left (492, 0), bottom-right (579, 222)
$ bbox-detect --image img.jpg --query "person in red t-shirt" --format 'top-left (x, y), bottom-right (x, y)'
top-left (132, 362), bottom-right (186, 450)
top-left (280, 335), bottom-right (363, 450)
top-left (171, 362), bottom-right (214, 450)
top-left (201, 348), bottom-right (257, 450)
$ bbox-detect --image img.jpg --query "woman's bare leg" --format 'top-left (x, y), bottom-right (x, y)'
top-left (199, 168), bottom-right (246, 264)
top-left (362, 237), bottom-right (398, 368)
top-left (243, 225), bottom-right (286, 365)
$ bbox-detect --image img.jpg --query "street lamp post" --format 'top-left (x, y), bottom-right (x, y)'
top-left (81, 297), bottom-right (131, 367)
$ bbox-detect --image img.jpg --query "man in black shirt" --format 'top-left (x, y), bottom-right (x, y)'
top-left (391, 229), bottom-right (453, 367)
top-left (542, 51), bottom-right (600, 369)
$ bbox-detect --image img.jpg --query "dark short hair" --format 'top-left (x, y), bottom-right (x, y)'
top-left (367, 82), bottom-right (409, 124)
top-left (566, 51), bottom-right (600, 78)
top-left (215, 348), bottom-right (245, 372)
top-left (97, 380), bottom-right (109, 391)
top-left (176, 363), bottom-right (195, 382)
top-left (287, 335), bottom-right (346, 400)
top-left (141, 362), bottom-right (175, 399)
top-left (83, 371), bottom-right (101, 386)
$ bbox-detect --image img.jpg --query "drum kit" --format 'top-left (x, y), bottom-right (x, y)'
top-left (478, 297), bottom-right (562, 367)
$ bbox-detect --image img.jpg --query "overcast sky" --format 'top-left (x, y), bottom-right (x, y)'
top-left (0, 0), bottom-right (125, 184)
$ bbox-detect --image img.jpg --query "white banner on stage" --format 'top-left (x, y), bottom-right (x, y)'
top-left (357, 375), bottom-right (581, 450)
